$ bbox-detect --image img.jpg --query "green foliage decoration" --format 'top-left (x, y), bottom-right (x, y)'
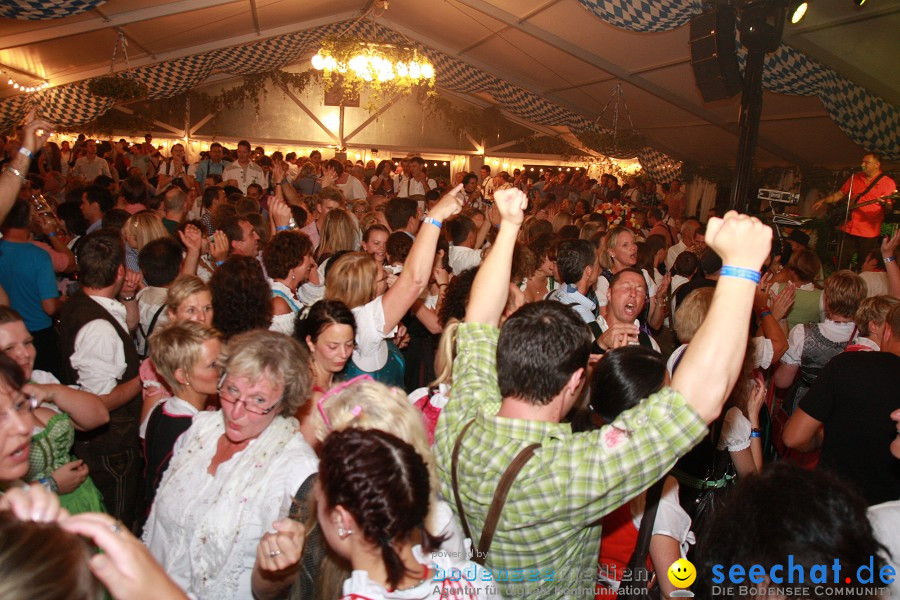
top-left (75, 70), bottom-right (316, 135)
top-left (574, 128), bottom-right (645, 158)
top-left (87, 75), bottom-right (149, 101)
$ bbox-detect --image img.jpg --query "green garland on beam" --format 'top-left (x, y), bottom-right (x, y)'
top-left (74, 70), bottom-right (317, 135)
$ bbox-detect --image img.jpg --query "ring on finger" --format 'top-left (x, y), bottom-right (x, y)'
top-left (269, 549), bottom-right (282, 557)
top-left (109, 521), bottom-right (124, 534)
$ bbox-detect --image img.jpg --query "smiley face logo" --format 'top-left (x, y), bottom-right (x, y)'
top-left (667, 558), bottom-right (696, 588)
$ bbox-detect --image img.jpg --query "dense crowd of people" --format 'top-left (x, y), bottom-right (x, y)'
top-left (0, 111), bottom-right (898, 600)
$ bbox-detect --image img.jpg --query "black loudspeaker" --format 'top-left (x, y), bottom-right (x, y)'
top-left (689, 7), bottom-right (742, 103)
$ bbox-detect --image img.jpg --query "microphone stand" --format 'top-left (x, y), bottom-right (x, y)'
top-left (837, 171), bottom-right (854, 269)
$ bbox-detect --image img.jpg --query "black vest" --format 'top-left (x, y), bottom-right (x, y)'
top-left (58, 290), bottom-right (142, 450)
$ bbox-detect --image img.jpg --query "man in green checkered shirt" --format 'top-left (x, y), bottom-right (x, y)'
top-left (434, 187), bottom-right (772, 598)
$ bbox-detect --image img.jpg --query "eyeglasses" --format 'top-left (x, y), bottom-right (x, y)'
top-left (0, 393), bottom-right (38, 427)
top-left (217, 373), bottom-right (282, 415)
top-left (317, 374), bottom-right (372, 431)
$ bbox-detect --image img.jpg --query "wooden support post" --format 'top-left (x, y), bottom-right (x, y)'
top-left (111, 105), bottom-right (183, 136)
top-left (276, 82), bottom-right (339, 144)
top-left (343, 94), bottom-right (403, 143)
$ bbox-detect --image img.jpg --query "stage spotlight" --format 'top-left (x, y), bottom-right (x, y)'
top-left (853, 0), bottom-right (867, 5)
top-left (790, 1), bottom-right (808, 23)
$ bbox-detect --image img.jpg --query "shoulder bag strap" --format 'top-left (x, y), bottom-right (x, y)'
top-left (451, 419), bottom-right (477, 542)
top-left (475, 442), bottom-right (540, 565)
top-left (618, 478), bottom-right (666, 599)
top-left (667, 285), bottom-right (678, 331)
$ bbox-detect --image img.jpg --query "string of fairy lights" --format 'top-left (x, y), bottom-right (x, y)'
top-left (2, 69), bottom-right (50, 93)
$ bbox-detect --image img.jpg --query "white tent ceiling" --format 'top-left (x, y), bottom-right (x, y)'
top-left (1, 0), bottom-right (897, 168)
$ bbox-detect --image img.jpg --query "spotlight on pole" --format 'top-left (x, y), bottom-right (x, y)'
top-left (853, 0), bottom-right (867, 6)
top-left (790, 1), bottom-right (808, 23)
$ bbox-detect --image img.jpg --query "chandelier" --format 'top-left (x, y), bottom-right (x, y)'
top-left (311, 42), bottom-right (434, 85)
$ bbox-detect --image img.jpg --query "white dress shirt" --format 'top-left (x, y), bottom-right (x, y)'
top-left (665, 240), bottom-right (687, 271)
top-left (222, 160), bottom-right (265, 194)
top-left (448, 245), bottom-right (483, 274)
top-left (397, 176), bottom-right (436, 198)
top-left (70, 295), bottom-right (129, 395)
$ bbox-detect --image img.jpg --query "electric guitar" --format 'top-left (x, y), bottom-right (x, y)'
top-left (845, 191), bottom-right (899, 212)
top-left (829, 191), bottom-right (899, 230)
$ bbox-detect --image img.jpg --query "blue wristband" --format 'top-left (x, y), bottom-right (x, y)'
top-left (885, 256), bottom-right (896, 263)
top-left (47, 231), bottom-right (57, 238)
top-left (720, 265), bottom-right (761, 284)
top-left (38, 476), bottom-right (58, 493)
top-left (750, 430), bottom-right (762, 438)
top-left (216, 260), bottom-right (225, 267)
top-left (276, 225), bottom-right (291, 232)
top-left (18, 147), bottom-right (34, 160)
top-left (422, 216), bottom-right (442, 229)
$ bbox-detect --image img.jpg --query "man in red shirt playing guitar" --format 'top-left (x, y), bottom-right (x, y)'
top-left (814, 152), bottom-right (897, 269)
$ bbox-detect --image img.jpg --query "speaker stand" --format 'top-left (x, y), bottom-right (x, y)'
top-left (730, 49), bottom-right (765, 213)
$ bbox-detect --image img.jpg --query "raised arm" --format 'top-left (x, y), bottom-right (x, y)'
top-left (118, 271), bottom-right (141, 332)
top-left (178, 224), bottom-right (203, 276)
top-left (0, 109), bottom-right (53, 222)
top-left (465, 188), bottom-right (528, 326)
top-left (381, 184), bottom-right (464, 331)
top-left (670, 212), bottom-right (772, 423)
top-left (755, 282), bottom-right (791, 364)
top-left (473, 204), bottom-right (494, 250)
top-left (275, 162), bottom-right (303, 207)
top-left (37, 213), bottom-right (77, 274)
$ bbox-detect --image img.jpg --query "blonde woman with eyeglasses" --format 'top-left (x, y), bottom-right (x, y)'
top-left (143, 330), bottom-right (317, 600)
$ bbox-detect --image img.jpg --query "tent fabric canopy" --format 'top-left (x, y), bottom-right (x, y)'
top-left (1, 0), bottom-right (896, 170)
top-left (0, 15), bottom-right (686, 182)
top-left (577, 0), bottom-right (898, 161)
top-left (0, 0), bottom-right (106, 21)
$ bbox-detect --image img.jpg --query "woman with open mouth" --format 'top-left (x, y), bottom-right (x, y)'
top-left (598, 226), bottom-right (666, 331)
top-left (142, 329), bottom-right (318, 599)
top-left (0, 306), bottom-right (108, 513)
top-left (0, 352), bottom-right (36, 490)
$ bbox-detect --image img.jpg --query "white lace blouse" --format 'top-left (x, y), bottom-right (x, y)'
top-left (143, 411), bottom-right (318, 599)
